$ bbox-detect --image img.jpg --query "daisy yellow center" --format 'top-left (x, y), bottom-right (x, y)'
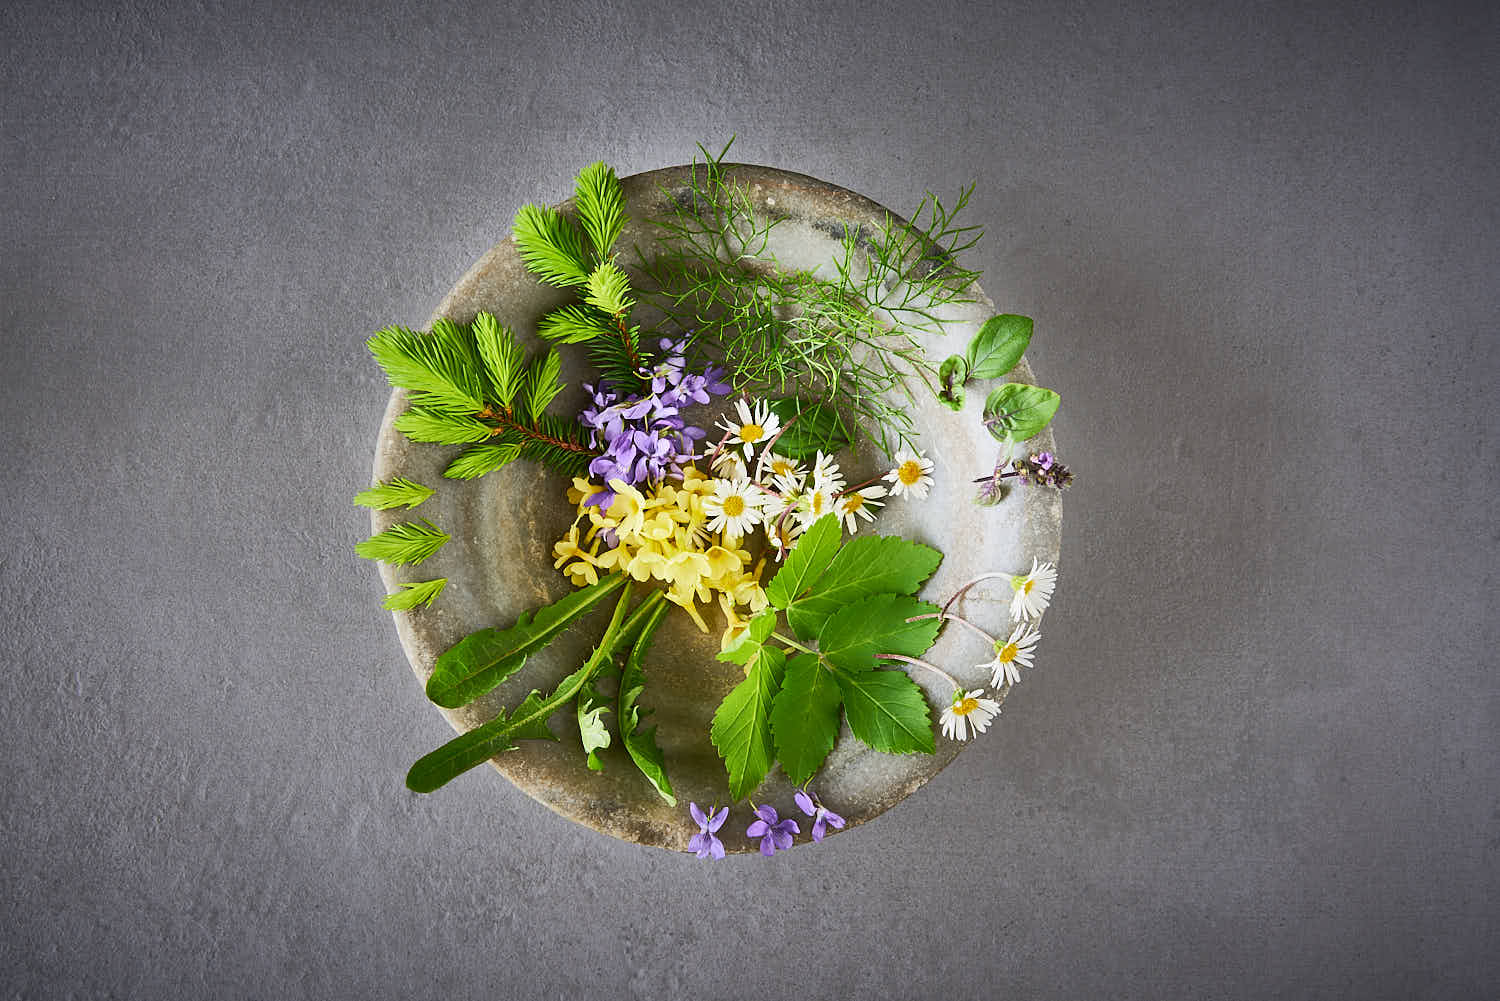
top-left (898, 459), bottom-right (924, 485)
top-left (996, 641), bottom-right (1019, 663)
top-left (1014, 576), bottom-right (1035, 594)
top-left (1024, 579), bottom-right (1035, 594)
top-left (842, 494), bottom-right (865, 512)
top-left (952, 696), bottom-right (980, 716)
top-left (739, 423), bottom-right (765, 443)
top-left (772, 459), bottom-right (794, 476)
top-left (722, 495), bottom-right (746, 517)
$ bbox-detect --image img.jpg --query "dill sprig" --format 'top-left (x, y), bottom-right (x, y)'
top-left (636, 140), bottom-right (984, 457)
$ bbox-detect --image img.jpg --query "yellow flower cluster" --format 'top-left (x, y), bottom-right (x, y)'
top-left (554, 467), bottom-right (769, 647)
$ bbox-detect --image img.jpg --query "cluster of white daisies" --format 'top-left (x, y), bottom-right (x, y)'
top-left (699, 398), bottom-right (936, 551)
top-left (937, 557), bottom-right (1059, 741)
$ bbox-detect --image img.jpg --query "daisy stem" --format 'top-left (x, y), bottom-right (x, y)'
top-left (940, 572), bottom-right (1014, 618)
top-left (907, 611), bottom-right (997, 645)
top-left (834, 473), bottom-right (886, 499)
top-left (876, 653), bottom-right (960, 690)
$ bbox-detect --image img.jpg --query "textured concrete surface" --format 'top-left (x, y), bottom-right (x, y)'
top-left (2, 1), bottom-right (1495, 998)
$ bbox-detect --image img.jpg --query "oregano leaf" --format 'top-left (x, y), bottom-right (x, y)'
top-left (982, 383), bottom-right (1061, 442)
top-left (966, 314), bottom-right (1033, 380)
top-left (769, 653), bottom-right (843, 786)
top-left (937, 354), bottom-right (968, 411)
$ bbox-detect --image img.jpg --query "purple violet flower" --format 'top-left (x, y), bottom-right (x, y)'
top-left (793, 789), bottom-right (847, 842)
top-left (745, 804), bottom-right (800, 856)
top-left (688, 802), bottom-right (728, 860)
top-left (1033, 451), bottom-right (1055, 471)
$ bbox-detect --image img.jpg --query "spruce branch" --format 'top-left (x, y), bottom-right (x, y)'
top-left (353, 477), bottom-right (435, 511)
top-left (585, 260), bottom-right (635, 318)
top-left (513, 203), bottom-right (591, 288)
top-left (382, 578), bottom-right (448, 611)
top-left (367, 325), bottom-right (486, 413)
top-left (355, 520), bottom-right (450, 566)
top-left (573, 161), bottom-right (626, 261)
top-left (536, 303), bottom-right (615, 345)
top-left (524, 348), bottom-right (564, 421)
top-left (444, 441), bottom-right (521, 480)
top-left (472, 311), bottom-right (526, 407)
top-left (392, 407), bottom-right (494, 445)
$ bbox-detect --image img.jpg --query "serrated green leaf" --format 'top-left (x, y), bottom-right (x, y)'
top-left (785, 534), bottom-right (942, 639)
top-left (709, 645), bottom-right (786, 800)
top-left (938, 354), bottom-right (968, 411)
top-left (355, 520), bottom-right (449, 566)
top-left (536, 303), bottom-right (614, 344)
top-left (765, 514), bottom-right (841, 611)
top-left (966, 314), bottom-right (1033, 380)
top-left (574, 161), bottom-right (626, 260)
top-left (367, 325), bottom-right (486, 413)
top-left (353, 477), bottom-right (434, 511)
top-left (765, 398), bottom-right (853, 461)
top-left (834, 667), bottom-right (935, 755)
top-left (817, 594), bottom-right (942, 673)
top-left (393, 407), bottom-right (493, 445)
top-left (443, 440), bottom-right (521, 480)
top-left (524, 348), bottom-right (564, 421)
top-left (982, 383), bottom-right (1061, 442)
top-left (584, 260), bottom-right (634, 317)
top-left (513, 202), bottom-right (592, 288)
top-left (381, 577), bottom-right (448, 611)
top-left (619, 599), bottom-right (675, 805)
top-left (472, 312), bottom-right (526, 407)
top-left (506, 689), bottom-right (562, 742)
top-left (769, 653), bottom-right (843, 786)
top-left (425, 574), bottom-right (626, 709)
top-left (716, 607), bottom-right (778, 665)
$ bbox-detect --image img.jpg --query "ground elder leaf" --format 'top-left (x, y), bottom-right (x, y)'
top-left (709, 645), bottom-right (785, 800)
top-left (785, 534), bottom-right (942, 639)
top-left (770, 653), bottom-right (843, 786)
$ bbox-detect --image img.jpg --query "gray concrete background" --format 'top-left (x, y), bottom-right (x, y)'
top-left (2, 0), bottom-right (1495, 997)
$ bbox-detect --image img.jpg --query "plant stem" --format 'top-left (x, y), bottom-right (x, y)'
top-left (876, 653), bottom-right (960, 691)
top-left (771, 631), bottom-right (814, 655)
top-left (907, 611), bottom-right (997, 646)
top-left (940, 572), bottom-right (1013, 618)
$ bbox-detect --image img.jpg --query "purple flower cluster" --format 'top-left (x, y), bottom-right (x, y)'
top-left (580, 339), bottom-right (729, 508)
top-left (687, 790), bottom-right (847, 860)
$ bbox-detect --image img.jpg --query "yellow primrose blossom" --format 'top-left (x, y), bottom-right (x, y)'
top-left (556, 469), bottom-right (769, 646)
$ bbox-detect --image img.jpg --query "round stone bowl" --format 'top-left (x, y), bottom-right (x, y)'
top-left (370, 163), bottom-right (1061, 852)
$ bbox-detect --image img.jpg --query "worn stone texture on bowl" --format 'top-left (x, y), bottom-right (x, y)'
top-left (370, 164), bottom-right (1062, 853)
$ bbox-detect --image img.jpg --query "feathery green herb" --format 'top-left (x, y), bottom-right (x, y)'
top-left (355, 520), bottom-right (450, 566)
top-left (381, 578), bottom-right (448, 611)
top-left (353, 477), bottom-right (435, 511)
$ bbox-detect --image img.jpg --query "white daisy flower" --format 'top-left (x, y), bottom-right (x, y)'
top-left (797, 481), bottom-right (839, 532)
top-left (809, 450), bottom-right (845, 494)
top-left (709, 448), bottom-right (748, 481)
top-left (836, 485), bottom-right (886, 533)
top-left (883, 448), bottom-right (935, 499)
top-left (1010, 557), bottom-right (1058, 621)
top-left (716, 398), bottom-right (780, 461)
top-left (756, 451), bottom-right (805, 493)
top-left (939, 689), bottom-right (1001, 741)
top-left (981, 622), bottom-right (1040, 687)
top-left (703, 479), bottom-right (763, 539)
